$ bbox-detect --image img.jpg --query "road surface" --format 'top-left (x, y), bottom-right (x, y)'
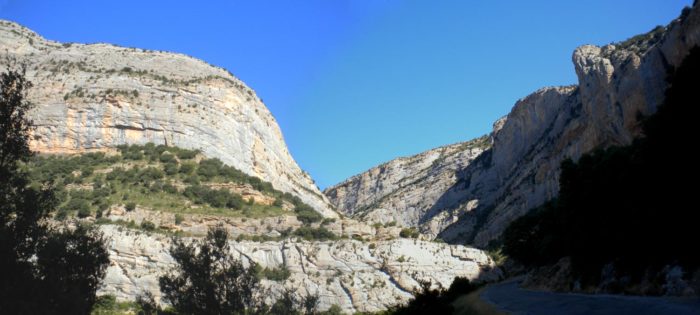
top-left (479, 279), bottom-right (700, 315)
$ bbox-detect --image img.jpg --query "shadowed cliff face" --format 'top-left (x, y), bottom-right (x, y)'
top-left (326, 4), bottom-right (700, 246)
top-left (0, 20), bottom-right (335, 218)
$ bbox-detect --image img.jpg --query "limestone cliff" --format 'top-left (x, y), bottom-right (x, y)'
top-left (98, 225), bottom-right (500, 314)
top-left (0, 20), bottom-right (335, 217)
top-left (326, 4), bottom-right (700, 246)
top-left (324, 136), bottom-right (491, 237)
top-left (0, 20), bottom-right (505, 313)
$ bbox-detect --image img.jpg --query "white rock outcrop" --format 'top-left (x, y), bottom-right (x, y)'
top-left (324, 137), bottom-right (490, 237)
top-left (0, 20), bottom-right (335, 217)
top-left (98, 225), bottom-right (500, 314)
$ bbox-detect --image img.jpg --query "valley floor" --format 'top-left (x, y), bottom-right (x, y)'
top-left (479, 278), bottom-right (700, 315)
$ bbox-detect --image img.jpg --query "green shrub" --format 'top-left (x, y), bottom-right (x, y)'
top-left (97, 202), bottom-right (110, 213)
top-left (124, 151), bottom-right (143, 160)
top-left (140, 167), bottom-right (164, 181)
top-left (163, 183), bottom-right (178, 194)
top-left (77, 207), bottom-right (92, 218)
top-left (399, 227), bottom-right (419, 239)
top-left (164, 162), bottom-right (179, 175)
top-left (140, 220), bottom-right (156, 231)
top-left (159, 152), bottom-right (176, 163)
top-left (55, 209), bottom-right (69, 221)
top-left (320, 305), bottom-right (343, 315)
top-left (183, 175), bottom-right (200, 185)
top-left (176, 149), bottom-right (198, 160)
top-left (125, 202), bottom-right (136, 212)
top-left (64, 197), bottom-right (90, 213)
top-left (81, 166), bottom-right (94, 178)
top-left (184, 185), bottom-right (244, 210)
top-left (179, 162), bottom-right (196, 175)
top-left (197, 158), bottom-right (223, 179)
top-left (294, 204), bottom-right (323, 224)
top-left (91, 187), bottom-right (111, 199)
top-left (92, 294), bottom-right (140, 314)
top-left (174, 214), bottom-right (184, 225)
top-left (256, 265), bottom-right (291, 282)
top-left (293, 226), bottom-right (337, 241)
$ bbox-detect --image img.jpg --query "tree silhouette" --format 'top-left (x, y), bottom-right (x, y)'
top-left (0, 67), bottom-right (110, 314)
top-left (159, 225), bottom-right (260, 314)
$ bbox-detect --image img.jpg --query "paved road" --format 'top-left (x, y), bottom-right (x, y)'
top-left (480, 279), bottom-right (700, 315)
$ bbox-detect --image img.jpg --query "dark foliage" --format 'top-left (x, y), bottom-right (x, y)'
top-left (399, 227), bottom-right (419, 239)
top-left (35, 225), bottom-right (110, 314)
top-left (389, 277), bottom-right (480, 315)
top-left (183, 184), bottom-right (244, 210)
top-left (255, 265), bottom-right (291, 281)
top-left (0, 67), bottom-right (109, 314)
top-left (0, 66), bottom-right (32, 170)
top-left (267, 289), bottom-right (319, 315)
top-left (159, 225), bottom-right (261, 314)
top-left (503, 47), bottom-right (700, 287)
top-left (294, 203), bottom-right (323, 224)
top-left (293, 226), bottom-right (337, 241)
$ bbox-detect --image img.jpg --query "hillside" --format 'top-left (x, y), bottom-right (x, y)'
top-left (16, 143), bottom-right (503, 313)
top-left (0, 20), bottom-right (504, 313)
top-left (325, 4), bottom-right (700, 247)
top-left (0, 19), bottom-right (335, 218)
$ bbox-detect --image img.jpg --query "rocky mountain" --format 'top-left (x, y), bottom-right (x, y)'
top-left (324, 136), bottom-right (491, 237)
top-left (0, 20), bottom-right (335, 218)
top-left (326, 4), bottom-right (700, 247)
top-left (0, 19), bottom-right (504, 313)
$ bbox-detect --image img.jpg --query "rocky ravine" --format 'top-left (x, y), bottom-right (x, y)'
top-left (324, 136), bottom-right (491, 237)
top-left (0, 20), bottom-right (334, 218)
top-left (98, 225), bottom-right (500, 314)
top-left (326, 4), bottom-right (700, 246)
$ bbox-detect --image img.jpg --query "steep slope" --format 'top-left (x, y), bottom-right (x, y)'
top-left (326, 4), bottom-right (700, 246)
top-left (19, 144), bottom-right (504, 313)
top-left (0, 20), bottom-right (335, 217)
top-left (325, 135), bottom-right (492, 236)
top-left (0, 20), bottom-right (506, 313)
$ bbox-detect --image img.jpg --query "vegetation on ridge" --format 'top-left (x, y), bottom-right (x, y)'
top-left (21, 143), bottom-right (324, 224)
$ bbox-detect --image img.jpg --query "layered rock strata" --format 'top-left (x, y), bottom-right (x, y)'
top-left (0, 20), bottom-right (334, 217)
top-left (98, 225), bottom-right (500, 314)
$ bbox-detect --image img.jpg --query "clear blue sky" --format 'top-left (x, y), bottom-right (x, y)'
top-left (0, 0), bottom-right (692, 189)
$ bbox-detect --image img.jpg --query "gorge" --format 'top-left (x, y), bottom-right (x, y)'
top-left (1, 2), bottom-right (699, 313)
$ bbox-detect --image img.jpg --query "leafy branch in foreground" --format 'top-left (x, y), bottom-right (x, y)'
top-left (1, 66), bottom-right (109, 314)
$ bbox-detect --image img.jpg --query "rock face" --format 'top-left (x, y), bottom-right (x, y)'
top-left (0, 20), bottom-right (334, 217)
top-left (326, 4), bottom-right (700, 246)
top-left (324, 136), bottom-right (490, 237)
top-left (0, 20), bottom-right (504, 313)
top-left (98, 225), bottom-right (500, 314)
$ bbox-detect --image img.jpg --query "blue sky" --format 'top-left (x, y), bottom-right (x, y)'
top-left (0, 0), bottom-right (692, 189)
